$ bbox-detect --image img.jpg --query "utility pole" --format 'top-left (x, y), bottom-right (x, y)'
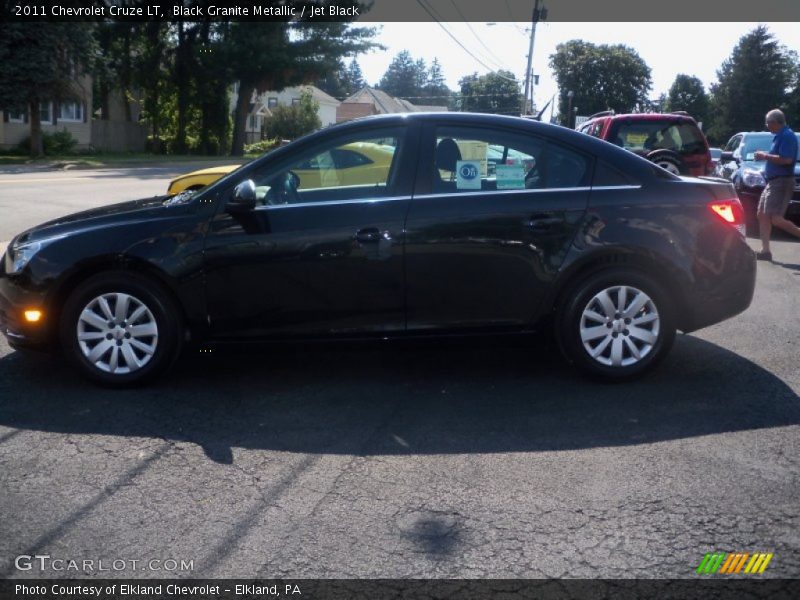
top-left (521, 0), bottom-right (546, 116)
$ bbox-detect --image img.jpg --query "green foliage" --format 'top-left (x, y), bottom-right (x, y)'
top-left (549, 40), bottom-right (652, 120)
top-left (377, 52), bottom-right (452, 102)
top-left (263, 90), bottom-right (322, 140)
top-left (16, 128), bottom-right (79, 155)
top-left (379, 51), bottom-right (428, 99)
top-left (244, 138), bottom-right (281, 155)
top-left (459, 71), bottom-right (522, 115)
top-left (0, 22), bottom-right (96, 156)
top-left (708, 26), bottom-right (798, 143)
top-left (665, 74), bottom-right (710, 125)
top-left (227, 20), bottom-right (379, 155)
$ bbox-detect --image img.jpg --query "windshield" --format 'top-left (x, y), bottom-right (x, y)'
top-left (742, 133), bottom-right (800, 161)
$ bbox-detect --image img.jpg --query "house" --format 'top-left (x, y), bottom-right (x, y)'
top-left (336, 87), bottom-right (448, 123)
top-left (232, 84), bottom-right (341, 144)
top-left (0, 74), bottom-right (93, 150)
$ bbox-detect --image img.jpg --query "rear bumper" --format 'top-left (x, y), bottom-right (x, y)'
top-left (680, 235), bottom-right (756, 333)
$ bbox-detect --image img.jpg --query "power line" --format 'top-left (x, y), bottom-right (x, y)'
top-left (414, 0), bottom-right (520, 84)
top-left (448, 0), bottom-right (510, 72)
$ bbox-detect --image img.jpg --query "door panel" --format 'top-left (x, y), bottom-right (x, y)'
top-left (204, 199), bottom-right (408, 338)
top-left (404, 190), bottom-right (588, 330)
top-left (202, 126), bottom-right (416, 339)
top-left (404, 123), bottom-right (591, 331)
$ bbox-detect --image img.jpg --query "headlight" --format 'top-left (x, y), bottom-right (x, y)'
top-left (5, 237), bottom-right (61, 275)
top-left (741, 169), bottom-right (766, 188)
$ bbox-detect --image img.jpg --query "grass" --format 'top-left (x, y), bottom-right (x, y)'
top-left (0, 152), bottom-right (251, 168)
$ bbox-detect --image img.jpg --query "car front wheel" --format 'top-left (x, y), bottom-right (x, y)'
top-left (60, 272), bottom-right (182, 386)
top-left (557, 269), bottom-right (676, 380)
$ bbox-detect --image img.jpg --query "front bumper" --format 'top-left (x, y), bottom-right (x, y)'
top-left (0, 266), bottom-right (53, 351)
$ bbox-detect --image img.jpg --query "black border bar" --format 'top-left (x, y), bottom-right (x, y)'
top-left (2, 579), bottom-right (800, 600)
top-left (2, 0), bottom-right (800, 23)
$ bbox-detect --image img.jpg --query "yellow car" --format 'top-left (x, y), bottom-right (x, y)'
top-left (167, 142), bottom-right (396, 195)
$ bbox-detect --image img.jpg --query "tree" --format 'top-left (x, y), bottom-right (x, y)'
top-left (0, 23), bottom-right (96, 156)
top-left (708, 26), bottom-right (797, 143)
top-left (424, 58), bottom-right (451, 102)
top-left (228, 19), bottom-right (378, 156)
top-left (344, 58), bottom-right (366, 95)
top-left (665, 74), bottom-right (710, 125)
top-left (459, 71), bottom-right (522, 115)
top-left (549, 40), bottom-right (652, 120)
top-left (378, 51), bottom-right (427, 99)
top-left (263, 89), bottom-right (321, 140)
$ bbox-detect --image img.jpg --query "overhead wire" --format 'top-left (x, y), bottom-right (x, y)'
top-left (414, 0), bottom-right (520, 84)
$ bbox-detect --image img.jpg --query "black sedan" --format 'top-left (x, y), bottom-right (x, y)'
top-left (0, 113), bottom-right (756, 385)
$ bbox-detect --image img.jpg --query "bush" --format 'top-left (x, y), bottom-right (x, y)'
top-left (244, 138), bottom-right (281, 155)
top-left (263, 89), bottom-right (321, 140)
top-left (16, 128), bottom-right (79, 155)
top-left (47, 128), bottom-right (78, 154)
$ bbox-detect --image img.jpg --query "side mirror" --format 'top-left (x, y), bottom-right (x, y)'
top-left (720, 151), bottom-right (737, 163)
top-left (228, 180), bottom-right (257, 212)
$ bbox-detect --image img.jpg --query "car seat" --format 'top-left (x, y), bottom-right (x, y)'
top-left (435, 138), bottom-right (462, 192)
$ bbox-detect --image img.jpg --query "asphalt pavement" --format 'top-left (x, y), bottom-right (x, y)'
top-left (0, 165), bottom-right (798, 579)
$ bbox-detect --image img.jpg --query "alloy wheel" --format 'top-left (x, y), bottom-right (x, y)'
top-left (579, 285), bottom-right (660, 367)
top-left (76, 292), bottom-right (159, 374)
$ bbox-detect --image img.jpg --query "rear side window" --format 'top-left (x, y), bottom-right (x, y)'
top-left (593, 162), bottom-right (637, 187)
top-left (431, 126), bottom-right (592, 193)
top-left (610, 120), bottom-right (707, 155)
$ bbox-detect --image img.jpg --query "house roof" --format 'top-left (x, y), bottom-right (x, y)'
top-left (336, 102), bottom-right (377, 123)
top-left (342, 87), bottom-right (447, 114)
top-left (299, 85), bottom-right (341, 106)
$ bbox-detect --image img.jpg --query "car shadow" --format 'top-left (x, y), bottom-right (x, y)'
top-left (0, 335), bottom-right (797, 463)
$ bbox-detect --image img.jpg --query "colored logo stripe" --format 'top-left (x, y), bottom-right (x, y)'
top-left (697, 552), bottom-right (773, 574)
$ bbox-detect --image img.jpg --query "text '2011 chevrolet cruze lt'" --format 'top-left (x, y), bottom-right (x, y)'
top-left (0, 113), bottom-right (756, 386)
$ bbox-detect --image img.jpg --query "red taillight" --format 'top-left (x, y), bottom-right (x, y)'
top-left (709, 199), bottom-right (745, 233)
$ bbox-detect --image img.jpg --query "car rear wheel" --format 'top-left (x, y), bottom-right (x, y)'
top-left (60, 272), bottom-right (182, 386)
top-left (557, 269), bottom-right (675, 380)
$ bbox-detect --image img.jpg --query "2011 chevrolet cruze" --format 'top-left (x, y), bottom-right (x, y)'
top-left (0, 113), bottom-right (756, 386)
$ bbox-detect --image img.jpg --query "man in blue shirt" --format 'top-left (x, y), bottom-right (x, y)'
top-left (755, 109), bottom-right (800, 261)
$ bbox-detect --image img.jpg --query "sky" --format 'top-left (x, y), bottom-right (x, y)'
top-left (355, 22), bottom-right (800, 118)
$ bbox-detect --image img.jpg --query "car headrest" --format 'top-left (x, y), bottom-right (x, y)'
top-left (436, 138), bottom-right (462, 173)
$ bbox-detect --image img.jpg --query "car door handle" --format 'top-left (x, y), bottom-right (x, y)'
top-left (355, 227), bottom-right (383, 244)
top-left (528, 215), bottom-right (563, 231)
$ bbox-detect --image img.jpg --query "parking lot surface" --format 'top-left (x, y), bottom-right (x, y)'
top-left (0, 166), bottom-right (798, 578)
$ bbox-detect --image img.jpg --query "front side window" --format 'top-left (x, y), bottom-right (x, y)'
top-left (267, 97), bottom-right (278, 108)
top-left (250, 129), bottom-right (402, 206)
top-left (724, 135), bottom-right (741, 153)
top-left (431, 126), bottom-right (591, 193)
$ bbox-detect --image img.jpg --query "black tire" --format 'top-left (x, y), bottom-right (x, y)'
top-left (556, 268), bottom-right (676, 381)
top-left (646, 150), bottom-right (683, 175)
top-left (59, 271), bottom-right (183, 386)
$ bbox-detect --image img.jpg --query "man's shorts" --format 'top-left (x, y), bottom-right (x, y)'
top-left (757, 176), bottom-right (794, 216)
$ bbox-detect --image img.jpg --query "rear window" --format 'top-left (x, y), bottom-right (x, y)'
top-left (610, 120), bottom-right (707, 155)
